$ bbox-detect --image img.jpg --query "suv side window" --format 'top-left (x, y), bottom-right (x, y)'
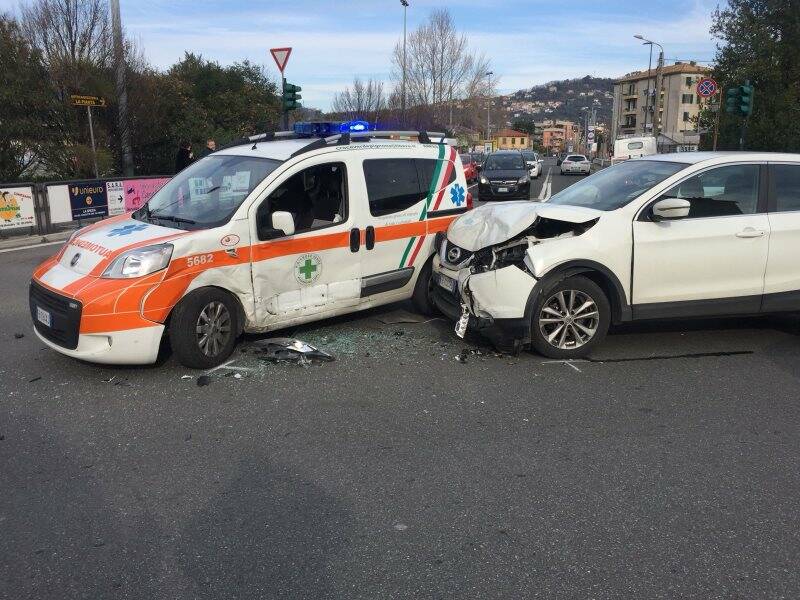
top-left (772, 164), bottom-right (800, 212)
top-left (662, 164), bottom-right (760, 218)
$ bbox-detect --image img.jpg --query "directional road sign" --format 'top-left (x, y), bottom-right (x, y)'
top-left (70, 95), bottom-right (106, 107)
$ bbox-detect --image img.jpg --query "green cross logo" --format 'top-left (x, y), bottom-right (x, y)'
top-left (295, 254), bottom-right (321, 284)
top-left (299, 258), bottom-right (317, 280)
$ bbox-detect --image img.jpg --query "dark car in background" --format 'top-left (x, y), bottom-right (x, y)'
top-left (556, 151), bottom-right (568, 166)
top-left (477, 150), bottom-right (530, 201)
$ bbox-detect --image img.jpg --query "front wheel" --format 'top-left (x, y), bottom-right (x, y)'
top-left (530, 276), bottom-right (610, 359)
top-left (169, 288), bottom-right (240, 368)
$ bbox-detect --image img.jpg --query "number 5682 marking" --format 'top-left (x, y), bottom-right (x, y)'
top-left (187, 254), bottom-right (213, 268)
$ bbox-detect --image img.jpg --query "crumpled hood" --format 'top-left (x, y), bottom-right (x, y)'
top-left (447, 202), bottom-right (602, 251)
top-left (57, 216), bottom-right (184, 277)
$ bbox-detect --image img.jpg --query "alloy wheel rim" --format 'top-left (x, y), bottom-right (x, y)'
top-left (538, 290), bottom-right (599, 350)
top-left (196, 301), bottom-right (231, 357)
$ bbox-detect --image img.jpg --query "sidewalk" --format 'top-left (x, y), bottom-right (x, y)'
top-left (0, 230), bottom-right (73, 252)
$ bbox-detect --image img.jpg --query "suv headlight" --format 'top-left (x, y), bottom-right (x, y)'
top-left (102, 243), bottom-right (173, 279)
top-left (518, 175), bottom-right (529, 184)
top-left (479, 175), bottom-right (488, 185)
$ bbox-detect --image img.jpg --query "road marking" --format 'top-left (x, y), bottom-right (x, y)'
top-left (0, 240), bottom-right (65, 254)
top-left (537, 167), bottom-right (553, 202)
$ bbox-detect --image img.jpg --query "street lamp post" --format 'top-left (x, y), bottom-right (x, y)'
top-left (485, 71), bottom-right (494, 146)
top-left (400, 0), bottom-right (408, 126)
top-left (634, 35), bottom-right (664, 138)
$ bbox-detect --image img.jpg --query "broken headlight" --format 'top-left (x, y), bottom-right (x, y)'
top-left (472, 239), bottom-right (531, 273)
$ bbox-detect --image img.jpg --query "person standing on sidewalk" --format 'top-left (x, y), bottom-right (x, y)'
top-left (200, 139), bottom-right (216, 158)
top-left (174, 141), bottom-right (193, 173)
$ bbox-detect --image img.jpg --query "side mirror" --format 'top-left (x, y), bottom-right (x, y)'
top-left (271, 211), bottom-right (295, 236)
top-left (538, 159), bottom-right (544, 164)
top-left (651, 198), bottom-right (690, 221)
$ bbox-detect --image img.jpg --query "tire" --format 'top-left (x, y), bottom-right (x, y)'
top-left (530, 275), bottom-right (610, 359)
top-left (169, 287), bottom-right (240, 369)
top-left (411, 257), bottom-right (438, 316)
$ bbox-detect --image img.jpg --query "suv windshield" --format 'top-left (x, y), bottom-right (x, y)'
top-left (484, 154), bottom-right (525, 170)
top-left (548, 159), bottom-right (687, 211)
top-left (135, 155), bottom-right (280, 229)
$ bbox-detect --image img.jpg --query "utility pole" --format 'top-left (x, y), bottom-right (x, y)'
top-left (713, 84), bottom-right (722, 151)
top-left (86, 106), bottom-right (99, 178)
top-left (110, 0), bottom-right (133, 176)
top-left (485, 71), bottom-right (494, 146)
top-left (400, 0), bottom-right (408, 126)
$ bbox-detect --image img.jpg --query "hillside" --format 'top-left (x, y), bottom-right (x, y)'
top-left (500, 75), bottom-right (614, 126)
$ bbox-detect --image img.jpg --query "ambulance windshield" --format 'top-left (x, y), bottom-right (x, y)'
top-left (135, 155), bottom-right (281, 229)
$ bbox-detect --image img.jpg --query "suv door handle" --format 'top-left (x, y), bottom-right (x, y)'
top-left (736, 228), bottom-right (766, 238)
top-left (365, 226), bottom-right (375, 250)
top-left (349, 228), bottom-right (360, 252)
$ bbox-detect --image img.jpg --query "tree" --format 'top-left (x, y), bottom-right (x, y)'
top-left (0, 15), bottom-right (61, 180)
top-left (709, 0), bottom-right (800, 151)
top-left (389, 8), bottom-right (493, 129)
top-left (331, 77), bottom-right (386, 123)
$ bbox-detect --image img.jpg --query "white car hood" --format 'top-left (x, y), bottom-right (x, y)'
top-left (447, 202), bottom-right (602, 251)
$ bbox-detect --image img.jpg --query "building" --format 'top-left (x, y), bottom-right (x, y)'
top-left (611, 61), bottom-right (712, 151)
top-left (491, 128), bottom-right (530, 150)
top-left (539, 120), bottom-right (580, 154)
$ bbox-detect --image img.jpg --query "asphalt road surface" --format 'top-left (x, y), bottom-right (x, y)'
top-left (3, 187), bottom-right (800, 598)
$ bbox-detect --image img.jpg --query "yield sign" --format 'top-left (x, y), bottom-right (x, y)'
top-left (270, 47), bottom-right (292, 73)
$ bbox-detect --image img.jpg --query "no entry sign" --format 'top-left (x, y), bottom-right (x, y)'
top-left (696, 77), bottom-right (718, 98)
top-left (270, 47), bottom-right (292, 73)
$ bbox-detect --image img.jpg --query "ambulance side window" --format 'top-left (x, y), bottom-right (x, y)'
top-left (416, 159), bottom-right (456, 192)
top-left (364, 159), bottom-right (423, 217)
top-left (257, 162), bottom-right (348, 237)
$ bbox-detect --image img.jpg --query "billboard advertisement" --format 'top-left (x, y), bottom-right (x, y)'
top-left (0, 186), bottom-right (36, 229)
top-left (69, 181), bottom-right (108, 219)
top-left (123, 178), bottom-right (170, 211)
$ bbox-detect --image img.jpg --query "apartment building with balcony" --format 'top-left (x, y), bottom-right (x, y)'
top-left (539, 120), bottom-right (580, 153)
top-left (611, 61), bottom-right (711, 150)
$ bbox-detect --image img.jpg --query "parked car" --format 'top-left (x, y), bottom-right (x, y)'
top-left (431, 152), bottom-right (799, 358)
top-left (459, 152), bottom-right (478, 183)
top-left (560, 154), bottom-right (591, 175)
top-left (30, 125), bottom-right (471, 368)
top-left (521, 150), bottom-right (542, 179)
top-left (477, 151), bottom-right (531, 201)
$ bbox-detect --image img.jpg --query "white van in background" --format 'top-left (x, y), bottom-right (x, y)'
top-left (612, 136), bottom-right (658, 164)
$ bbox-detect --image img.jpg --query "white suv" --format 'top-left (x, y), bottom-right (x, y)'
top-left (430, 152), bottom-right (800, 358)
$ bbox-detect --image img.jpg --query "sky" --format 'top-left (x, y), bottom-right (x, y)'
top-left (2, 0), bottom-right (723, 110)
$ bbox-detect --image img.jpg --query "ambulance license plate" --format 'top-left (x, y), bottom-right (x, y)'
top-left (498, 187), bottom-right (508, 193)
top-left (36, 306), bottom-right (52, 327)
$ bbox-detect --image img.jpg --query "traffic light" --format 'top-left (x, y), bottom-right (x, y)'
top-left (739, 83), bottom-right (754, 116)
top-left (725, 87), bottom-right (741, 115)
top-left (282, 81), bottom-right (302, 112)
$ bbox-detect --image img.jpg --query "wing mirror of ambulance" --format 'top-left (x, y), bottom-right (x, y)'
top-left (651, 197), bottom-right (691, 221)
top-left (258, 211), bottom-right (296, 240)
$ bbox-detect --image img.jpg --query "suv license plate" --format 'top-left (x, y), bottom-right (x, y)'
top-left (437, 273), bottom-right (457, 293)
top-left (36, 306), bottom-right (52, 327)
top-left (497, 187), bottom-right (508, 193)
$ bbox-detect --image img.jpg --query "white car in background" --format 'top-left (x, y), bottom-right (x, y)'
top-left (431, 152), bottom-right (800, 359)
top-left (560, 154), bottom-right (591, 175)
top-left (522, 150), bottom-right (542, 179)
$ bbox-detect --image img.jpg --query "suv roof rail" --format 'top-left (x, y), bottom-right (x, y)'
top-left (289, 130), bottom-right (447, 159)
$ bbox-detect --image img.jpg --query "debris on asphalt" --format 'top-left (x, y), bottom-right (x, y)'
top-left (14, 333), bottom-right (24, 339)
top-left (376, 310), bottom-right (426, 325)
top-left (250, 337), bottom-right (335, 364)
top-left (455, 349), bottom-right (469, 363)
top-left (181, 375), bottom-right (192, 380)
top-left (393, 523), bottom-right (409, 531)
top-left (28, 376), bottom-right (41, 383)
top-left (196, 375), bottom-right (211, 387)
top-left (103, 376), bottom-right (116, 383)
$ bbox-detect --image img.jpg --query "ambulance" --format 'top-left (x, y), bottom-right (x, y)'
top-left (30, 123), bottom-right (472, 368)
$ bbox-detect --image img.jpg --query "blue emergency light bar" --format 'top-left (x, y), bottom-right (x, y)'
top-left (292, 120), bottom-right (372, 137)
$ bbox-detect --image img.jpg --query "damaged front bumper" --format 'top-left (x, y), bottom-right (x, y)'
top-left (432, 256), bottom-right (537, 351)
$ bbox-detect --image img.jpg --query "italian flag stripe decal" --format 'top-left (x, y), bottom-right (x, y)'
top-left (399, 144), bottom-right (453, 268)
